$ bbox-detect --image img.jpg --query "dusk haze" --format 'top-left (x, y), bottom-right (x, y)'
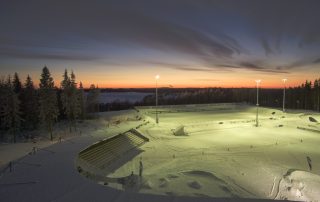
top-left (1, 0), bottom-right (320, 88)
top-left (1, 1), bottom-right (320, 202)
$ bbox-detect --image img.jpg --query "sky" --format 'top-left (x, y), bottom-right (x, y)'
top-left (0, 0), bottom-right (320, 88)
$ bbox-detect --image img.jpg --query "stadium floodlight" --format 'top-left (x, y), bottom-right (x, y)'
top-left (155, 75), bottom-right (160, 124)
top-left (282, 78), bottom-right (287, 112)
top-left (255, 80), bottom-right (261, 127)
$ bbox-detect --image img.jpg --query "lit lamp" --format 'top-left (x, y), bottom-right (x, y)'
top-left (155, 75), bottom-right (160, 124)
top-left (282, 79), bottom-right (287, 112)
top-left (255, 80), bottom-right (261, 127)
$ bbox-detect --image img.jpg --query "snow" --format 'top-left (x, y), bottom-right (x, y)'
top-left (276, 170), bottom-right (320, 200)
top-left (103, 104), bottom-right (320, 200)
top-left (0, 140), bottom-right (53, 168)
top-left (1, 104), bottom-right (320, 201)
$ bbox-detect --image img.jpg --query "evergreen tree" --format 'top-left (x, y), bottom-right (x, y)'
top-left (0, 75), bottom-right (22, 143)
top-left (0, 77), bottom-right (8, 139)
top-left (61, 69), bottom-right (70, 90)
top-left (304, 80), bottom-right (312, 110)
top-left (315, 79), bottom-right (320, 112)
top-left (78, 82), bottom-right (86, 119)
top-left (12, 72), bottom-right (22, 94)
top-left (60, 69), bottom-right (70, 119)
top-left (21, 75), bottom-right (39, 130)
top-left (39, 66), bottom-right (58, 141)
top-left (69, 71), bottom-right (80, 130)
top-left (60, 70), bottom-right (80, 132)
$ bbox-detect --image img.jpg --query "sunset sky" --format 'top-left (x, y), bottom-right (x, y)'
top-left (0, 0), bottom-right (320, 88)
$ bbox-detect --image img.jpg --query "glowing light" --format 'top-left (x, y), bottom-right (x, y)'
top-left (282, 78), bottom-right (287, 112)
top-left (255, 79), bottom-right (261, 127)
top-left (155, 74), bottom-right (159, 124)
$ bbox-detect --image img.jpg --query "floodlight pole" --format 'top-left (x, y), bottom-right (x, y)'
top-left (255, 80), bottom-right (261, 127)
top-left (155, 75), bottom-right (159, 124)
top-left (282, 79), bottom-right (287, 113)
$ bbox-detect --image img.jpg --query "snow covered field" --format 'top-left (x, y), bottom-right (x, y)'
top-left (1, 104), bottom-right (320, 202)
top-left (99, 104), bottom-right (320, 201)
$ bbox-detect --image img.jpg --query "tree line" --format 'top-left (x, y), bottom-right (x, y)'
top-left (136, 79), bottom-right (320, 111)
top-left (0, 66), bottom-right (100, 143)
top-left (1, 66), bottom-right (319, 143)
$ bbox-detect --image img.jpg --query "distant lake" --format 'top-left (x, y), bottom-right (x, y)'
top-left (96, 92), bottom-right (152, 103)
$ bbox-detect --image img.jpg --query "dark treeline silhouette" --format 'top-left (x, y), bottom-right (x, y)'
top-left (99, 100), bottom-right (134, 112)
top-left (0, 66), bottom-right (100, 142)
top-left (0, 66), bottom-right (319, 143)
top-left (135, 80), bottom-right (320, 111)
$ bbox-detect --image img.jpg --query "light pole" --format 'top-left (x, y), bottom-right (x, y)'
top-left (282, 78), bottom-right (287, 113)
top-left (155, 75), bottom-right (160, 124)
top-left (255, 80), bottom-right (261, 127)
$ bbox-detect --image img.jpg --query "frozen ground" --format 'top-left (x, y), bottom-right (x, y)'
top-left (1, 104), bottom-right (319, 202)
top-left (0, 122), bottom-right (87, 168)
top-left (103, 104), bottom-right (320, 201)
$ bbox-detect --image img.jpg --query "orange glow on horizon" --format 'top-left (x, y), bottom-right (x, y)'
top-left (8, 67), bottom-right (317, 90)
top-left (48, 79), bottom-right (304, 89)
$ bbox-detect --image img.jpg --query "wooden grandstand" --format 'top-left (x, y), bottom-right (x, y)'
top-left (78, 129), bottom-right (149, 170)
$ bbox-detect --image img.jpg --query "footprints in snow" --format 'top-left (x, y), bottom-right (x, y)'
top-left (152, 170), bottom-right (236, 197)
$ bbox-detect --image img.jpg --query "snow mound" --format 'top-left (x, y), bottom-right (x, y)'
top-left (276, 169), bottom-right (320, 201)
top-left (183, 170), bottom-right (224, 182)
top-left (188, 180), bottom-right (202, 189)
top-left (172, 125), bottom-right (187, 136)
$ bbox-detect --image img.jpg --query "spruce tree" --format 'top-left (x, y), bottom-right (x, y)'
top-left (78, 82), bottom-right (86, 119)
top-left (69, 71), bottom-right (80, 131)
top-left (0, 75), bottom-right (22, 143)
top-left (315, 79), bottom-right (320, 112)
top-left (61, 70), bottom-right (80, 132)
top-left (0, 77), bottom-right (8, 139)
top-left (13, 72), bottom-right (22, 94)
top-left (21, 75), bottom-right (39, 130)
top-left (60, 69), bottom-right (70, 120)
top-left (39, 66), bottom-right (58, 141)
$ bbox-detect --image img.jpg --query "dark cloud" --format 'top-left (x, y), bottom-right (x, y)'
top-left (0, 0), bottom-right (320, 73)
top-left (313, 58), bottom-right (320, 64)
top-left (0, 48), bottom-right (98, 61)
top-left (149, 60), bottom-right (287, 74)
top-left (217, 62), bottom-right (288, 74)
top-left (229, 0), bottom-right (320, 48)
top-left (239, 62), bottom-right (265, 70)
top-left (260, 38), bottom-right (274, 56)
top-left (0, 1), bottom-right (243, 60)
top-left (276, 57), bottom-right (320, 70)
top-left (189, 0), bottom-right (320, 52)
top-left (169, 66), bottom-right (217, 72)
top-left (146, 61), bottom-right (227, 73)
